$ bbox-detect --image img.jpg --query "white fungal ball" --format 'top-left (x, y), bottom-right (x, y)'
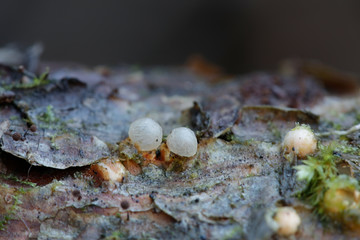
top-left (166, 127), bottom-right (198, 157)
top-left (282, 125), bottom-right (317, 158)
top-left (128, 118), bottom-right (163, 151)
top-left (273, 207), bottom-right (301, 236)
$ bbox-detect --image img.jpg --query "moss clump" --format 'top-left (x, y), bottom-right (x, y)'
top-left (2, 68), bottom-right (50, 90)
top-left (295, 143), bottom-right (339, 208)
top-left (295, 141), bottom-right (360, 228)
top-left (37, 105), bottom-right (58, 125)
top-left (36, 104), bottom-right (72, 136)
top-left (336, 141), bottom-right (359, 155)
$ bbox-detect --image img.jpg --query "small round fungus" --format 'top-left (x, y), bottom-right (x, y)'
top-left (128, 118), bottom-right (163, 151)
top-left (166, 127), bottom-right (197, 157)
top-left (12, 132), bottom-right (21, 141)
top-left (273, 207), bottom-right (301, 236)
top-left (282, 125), bottom-right (317, 158)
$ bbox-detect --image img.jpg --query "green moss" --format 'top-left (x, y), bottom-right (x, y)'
top-left (0, 214), bottom-right (11, 231)
top-left (2, 68), bottom-right (50, 90)
top-left (104, 230), bottom-right (129, 240)
top-left (336, 141), bottom-right (359, 155)
top-left (37, 105), bottom-right (58, 125)
top-left (36, 104), bottom-right (74, 138)
top-left (0, 187), bottom-right (27, 231)
top-left (333, 123), bottom-right (343, 131)
top-left (294, 143), bottom-right (338, 208)
top-left (1, 174), bottom-right (37, 188)
top-left (295, 141), bottom-right (360, 223)
top-left (326, 174), bottom-right (359, 193)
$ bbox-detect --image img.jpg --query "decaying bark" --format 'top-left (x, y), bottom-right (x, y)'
top-left (0, 51), bottom-right (359, 239)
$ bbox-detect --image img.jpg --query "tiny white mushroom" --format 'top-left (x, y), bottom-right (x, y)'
top-left (273, 207), bottom-right (301, 236)
top-left (282, 125), bottom-right (317, 158)
top-left (166, 127), bottom-right (198, 157)
top-left (128, 118), bottom-right (163, 151)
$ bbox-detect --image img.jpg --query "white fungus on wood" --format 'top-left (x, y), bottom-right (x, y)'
top-left (128, 118), bottom-right (163, 151)
top-left (282, 124), bottom-right (317, 158)
top-left (166, 127), bottom-right (198, 157)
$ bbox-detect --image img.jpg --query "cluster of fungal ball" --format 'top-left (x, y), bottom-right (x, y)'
top-left (128, 118), bottom-right (198, 157)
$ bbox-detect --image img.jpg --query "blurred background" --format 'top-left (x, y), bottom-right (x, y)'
top-left (0, 0), bottom-right (359, 74)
